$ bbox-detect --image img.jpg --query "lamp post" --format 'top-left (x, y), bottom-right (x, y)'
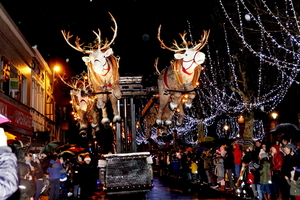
top-left (270, 111), bottom-right (278, 143)
top-left (52, 65), bottom-right (60, 94)
top-left (224, 124), bottom-right (229, 138)
top-left (52, 65), bottom-right (60, 141)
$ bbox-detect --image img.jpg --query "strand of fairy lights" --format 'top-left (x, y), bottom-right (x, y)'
top-left (242, 0), bottom-right (300, 54)
top-left (219, 0), bottom-right (300, 70)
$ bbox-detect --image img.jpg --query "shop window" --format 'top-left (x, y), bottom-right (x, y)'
top-left (1, 56), bottom-right (23, 101)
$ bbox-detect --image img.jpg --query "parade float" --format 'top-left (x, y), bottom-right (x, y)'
top-left (60, 12), bottom-right (154, 195)
top-left (60, 12), bottom-right (209, 195)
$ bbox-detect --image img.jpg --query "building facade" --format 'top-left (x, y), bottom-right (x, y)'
top-left (0, 3), bottom-right (60, 147)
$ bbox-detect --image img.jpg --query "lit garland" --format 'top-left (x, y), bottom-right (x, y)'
top-left (137, 0), bottom-right (300, 145)
top-left (215, 117), bottom-right (265, 141)
top-left (216, 117), bottom-right (240, 139)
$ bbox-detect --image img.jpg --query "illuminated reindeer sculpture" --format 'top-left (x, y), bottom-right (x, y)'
top-left (59, 72), bottom-right (100, 138)
top-left (155, 25), bottom-right (210, 127)
top-left (61, 12), bottom-right (122, 125)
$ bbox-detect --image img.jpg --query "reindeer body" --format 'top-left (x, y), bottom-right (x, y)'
top-left (155, 26), bottom-right (209, 126)
top-left (62, 12), bottom-right (122, 125)
top-left (61, 73), bottom-right (100, 138)
top-left (70, 88), bottom-right (99, 138)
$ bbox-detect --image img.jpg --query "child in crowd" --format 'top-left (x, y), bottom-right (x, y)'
top-left (190, 159), bottom-right (198, 183)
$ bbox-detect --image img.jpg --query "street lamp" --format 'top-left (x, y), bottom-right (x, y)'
top-left (224, 125), bottom-right (229, 131)
top-left (223, 124), bottom-right (229, 138)
top-left (271, 111), bottom-right (278, 120)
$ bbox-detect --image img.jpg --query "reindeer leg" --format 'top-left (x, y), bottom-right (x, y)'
top-left (89, 107), bottom-right (100, 139)
top-left (101, 107), bottom-right (110, 124)
top-left (176, 100), bottom-right (184, 126)
top-left (185, 91), bottom-right (196, 109)
top-left (156, 94), bottom-right (169, 126)
top-left (112, 84), bottom-right (122, 100)
top-left (109, 93), bottom-right (121, 123)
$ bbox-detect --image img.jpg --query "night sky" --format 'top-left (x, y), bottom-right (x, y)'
top-left (1, 0), bottom-right (213, 77)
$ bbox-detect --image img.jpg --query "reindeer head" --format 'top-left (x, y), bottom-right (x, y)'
top-left (59, 72), bottom-right (95, 135)
top-left (158, 25), bottom-right (209, 71)
top-left (61, 12), bottom-right (117, 74)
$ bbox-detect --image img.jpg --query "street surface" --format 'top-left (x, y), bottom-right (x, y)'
top-left (91, 176), bottom-right (241, 200)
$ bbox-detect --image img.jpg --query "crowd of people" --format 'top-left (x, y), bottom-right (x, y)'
top-left (0, 128), bottom-right (100, 200)
top-left (151, 138), bottom-right (300, 200)
top-left (2, 123), bottom-right (300, 200)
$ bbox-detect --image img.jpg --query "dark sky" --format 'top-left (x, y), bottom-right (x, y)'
top-left (1, 0), bottom-right (213, 77)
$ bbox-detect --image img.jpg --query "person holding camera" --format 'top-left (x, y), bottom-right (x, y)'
top-left (8, 152), bottom-right (36, 200)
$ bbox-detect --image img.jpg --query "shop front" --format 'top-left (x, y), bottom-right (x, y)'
top-left (0, 97), bottom-right (33, 145)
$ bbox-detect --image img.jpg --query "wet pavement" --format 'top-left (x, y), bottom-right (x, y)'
top-left (40, 175), bottom-right (247, 200)
top-left (91, 176), bottom-right (243, 200)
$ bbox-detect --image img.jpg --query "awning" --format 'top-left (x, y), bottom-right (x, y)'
top-left (0, 123), bottom-right (34, 137)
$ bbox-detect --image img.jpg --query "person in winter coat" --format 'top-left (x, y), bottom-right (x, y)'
top-left (47, 154), bottom-right (63, 200)
top-left (189, 159), bottom-right (198, 183)
top-left (72, 154), bottom-right (84, 199)
top-left (8, 162), bottom-right (36, 200)
top-left (282, 144), bottom-right (298, 200)
top-left (232, 143), bottom-right (242, 179)
top-left (32, 154), bottom-right (44, 200)
top-left (270, 144), bottom-right (284, 200)
top-left (285, 167), bottom-right (300, 200)
top-left (259, 153), bottom-right (272, 200)
top-left (223, 145), bottom-right (235, 191)
top-left (80, 155), bottom-right (97, 199)
top-left (0, 127), bottom-right (18, 199)
top-left (213, 149), bottom-right (225, 191)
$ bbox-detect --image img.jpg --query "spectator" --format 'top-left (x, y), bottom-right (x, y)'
top-left (270, 144), bottom-right (284, 200)
top-left (8, 162), bottom-right (36, 200)
top-left (232, 143), bottom-right (242, 179)
top-left (259, 153), bottom-right (272, 200)
top-left (72, 154), bottom-right (84, 199)
top-left (80, 155), bottom-right (97, 199)
top-left (285, 167), bottom-right (300, 200)
top-left (213, 149), bottom-right (225, 191)
top-left (189, 159), bottom-right (198, 183)
top-left (203, 149), bottom-right (213, 185)
top-left (223, 145), bottom-right (235, 191)
top-left (47, 154), bottom-right (63, 200)
top-left (253, 140), bottom-right (262, 163)
top-left (0, 127), bottom-right (18, 199)
top-left (32, 154), bottom-right (44, 200)
top-left (282, 143), bottom-right (298, 199)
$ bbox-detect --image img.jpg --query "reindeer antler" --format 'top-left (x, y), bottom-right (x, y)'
top-left (92, 12), bottom-right (118, 50)
top-left (62, 12), bottom-right (117, 53)
top-left (193, 30), bottom-right (210, 51)
top-left (157, 25), bottom-right (191, 52)
top-left (58, 74), bottom-right (78, 89)
top-left (61, 30), bottom-right (92, 53)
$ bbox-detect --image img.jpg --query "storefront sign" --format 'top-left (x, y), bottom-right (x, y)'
top-left (0, 99), bottom-right (32, 130)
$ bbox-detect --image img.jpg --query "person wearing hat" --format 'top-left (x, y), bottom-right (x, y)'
top-left (79, 155), bottom-right (97, 199)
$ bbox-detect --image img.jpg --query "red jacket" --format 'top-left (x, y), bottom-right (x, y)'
top-left (233, 145), bottom-right (242, 165)
top-left (271, 145), bottom-right (284, 171)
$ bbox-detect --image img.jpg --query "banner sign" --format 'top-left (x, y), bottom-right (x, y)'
top-left (0, 98), bottom-right (32, 130)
